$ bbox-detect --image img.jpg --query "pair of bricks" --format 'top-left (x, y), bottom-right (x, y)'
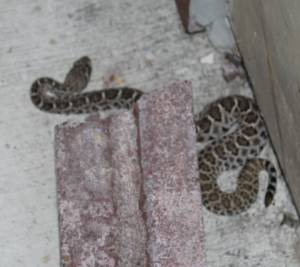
top-left (55, 82), bottom-right (207, 266)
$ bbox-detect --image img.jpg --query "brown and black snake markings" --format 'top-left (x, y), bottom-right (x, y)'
top-left (30, 56), bottom-right (277, 216)
top-left (194, 96), bottom-right (277, 215)
top-left (30, 56), bottom-right (143, 114)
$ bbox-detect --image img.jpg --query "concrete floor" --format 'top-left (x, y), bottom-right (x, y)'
top-left (0, 0), bottom-right (299, 266)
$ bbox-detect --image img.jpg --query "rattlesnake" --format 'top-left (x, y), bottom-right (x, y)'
top-left (30, 56), bottom-right (277, 216)
top-left (30, 56), bottom-right (143, 114)
top-left (194, 96), bottom-right (276, 215)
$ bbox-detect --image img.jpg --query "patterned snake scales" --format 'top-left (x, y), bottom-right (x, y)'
top-left (30, 56), bottom-right (277, 216)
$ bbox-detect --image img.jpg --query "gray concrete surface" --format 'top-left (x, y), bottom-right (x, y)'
top-left (0, 0), bottom-right (298, 266)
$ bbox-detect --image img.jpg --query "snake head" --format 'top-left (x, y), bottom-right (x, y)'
top-left (64, 56), bottom-right (92, 92)
top-left (73, 56), bottom-right (92, 69)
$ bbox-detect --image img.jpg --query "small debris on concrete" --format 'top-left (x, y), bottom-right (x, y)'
top-left (222, 62), bottom-right (239, 82)
top-left (201, 52), bottom-right (214, 64)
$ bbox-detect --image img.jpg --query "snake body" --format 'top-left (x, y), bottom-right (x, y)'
top-left (30, 56), bottom-right (276, 216)
top-left (30, 57), bottom-right (143, 114)
top-left (194, 96), bottom-right (277, 215)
